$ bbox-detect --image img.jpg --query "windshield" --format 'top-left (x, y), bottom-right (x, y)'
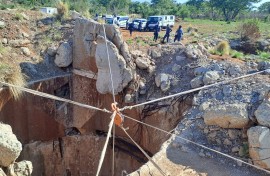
top-left (106, 18), bottom-right (114, 24)
top-left (119, 17), bottom-right (128, 21)
top-left (148, 17), bottom-right (160, 22)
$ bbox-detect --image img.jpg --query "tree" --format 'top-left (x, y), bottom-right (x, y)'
top-left (259, 2), bottom-right (270, 14)
top-left (151, 0), bottom-right (175, 15)
top-left (211, 0), bottom-right (261, 21)
top-left (178, 5), bottom-right (190, 20)
top-left (108, 0), bottom-right (131, 14)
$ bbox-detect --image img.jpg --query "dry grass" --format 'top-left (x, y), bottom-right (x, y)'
top-left (0, 63), bottom-right (26, 100)
top-left (215, 41), bottom-right (230, 55)
top-left (239, 20), bottom-right (261, 41)
top-left (56, 1), bottom-right (69, 19)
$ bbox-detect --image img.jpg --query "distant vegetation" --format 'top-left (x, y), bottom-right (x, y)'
top-left (0, 0), bottom-right (269, 22)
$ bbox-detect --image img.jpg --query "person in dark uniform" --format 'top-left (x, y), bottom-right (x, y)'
top-left (129, 22), bottom-right (134, 36)
top-left (162, 24), bottom-right (172, 43)
top-left (126, 20), bottom-right (129, 29)
top-left (153, 24), bottom-right (160, 42)
top-left (138, 21), bottom-right (142, 32)
top-left (174, 25), bottom-right (184, 42)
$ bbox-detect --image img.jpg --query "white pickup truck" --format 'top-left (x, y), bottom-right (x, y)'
top-left (145, 15), bottom-right (175, 31)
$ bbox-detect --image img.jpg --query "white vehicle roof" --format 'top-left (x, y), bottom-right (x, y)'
top-left (133, 18), bottom-right (147, 21)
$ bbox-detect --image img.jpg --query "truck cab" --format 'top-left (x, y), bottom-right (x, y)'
top-left (116, 16), bottom-right (129, 28)
top-left (145, 15), bottom-right (175, 31)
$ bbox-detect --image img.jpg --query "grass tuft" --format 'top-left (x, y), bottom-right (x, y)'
top-left (215, 41), bottom-right (230, 55)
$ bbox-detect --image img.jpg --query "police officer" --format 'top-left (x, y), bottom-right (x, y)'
top-left (174, 25), bottom-right (184, 42)
top-left (162, 24), bottom-right (172, 43)
top-left (129, 22), bottom-right (134, 36)
top-left (138, 21), bottom-right (142, 32)
top-left (153, 24), bottom-right (160, 42)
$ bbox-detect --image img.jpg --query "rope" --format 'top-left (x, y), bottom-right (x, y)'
top-left (120, 126), bottom-right (168, 176)
top-left (96, 111), bottom-right (117, 176)
top-left (120, 69), bottom-right (269, 111)
top-left (102, 24), bottom-right (116, 103)
top-left (0, 81), bottom-right (111, 114)
top-left (122, 114), bottom-right (270, 175)
top-left (102, 24), bottom-right (117, 176)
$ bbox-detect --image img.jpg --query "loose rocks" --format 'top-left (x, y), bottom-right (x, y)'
top-left (0, 124), bottom-right (22, 167)
top-left (255, 99), bottom-right (270, 127)
top-left (203, 104), bottom-right (249, 129)
top-left (54, 42), bottom-right (73, 67)
top-left (203, 71), bottom-right (220, 85)
top-left (248, 126), bottom-right (270, 169)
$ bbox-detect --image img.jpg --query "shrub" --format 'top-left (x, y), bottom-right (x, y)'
top-left (56, 1), bottom-right (69, 19)
top-left (13, 13), bottom-right (23, 21)
top-left (258, 51), bottom-right (270, 61)
top-left (239, 19), bottom-right (261, 41)
top-left (190, 31), bottom-right (199, 37)
top-left (215, 41), bottom-right (230, 55)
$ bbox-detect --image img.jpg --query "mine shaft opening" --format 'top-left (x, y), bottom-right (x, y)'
top-left (0, 77), bottom-right (193, 175)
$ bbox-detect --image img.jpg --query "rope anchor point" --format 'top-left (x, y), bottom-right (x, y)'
top-left (111, 102), bottom-right (124, 127)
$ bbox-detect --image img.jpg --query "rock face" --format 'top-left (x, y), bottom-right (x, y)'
top-left (7, 161), bottom-right (33, 176)
top-left (248, 126), bottom-right (270, 169)
top-left (0, 124), bottom-right (22, 167)
top-left (203, 104), bottom-right (249, 128)
top-left (21, 47), bottom-right (30, 56)
top-left (54, 42), bottom-right (73, 67)
top-left (0, 168), bottom-right (6, 176)
top-left (255, 99), bottom-right (270, 127)
top-left (95, 35), bottom-right (133, 94)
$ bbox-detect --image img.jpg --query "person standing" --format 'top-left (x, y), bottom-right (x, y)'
top-left (153, 24), bottom-right (160, 42)
top-left (174, 25), bottom-right (184, 42)
top-left (129, 22), bottom-right (134, 36)
top-left (162, 24), bottom-right (172, 43)
top-left (138, 21), bottom-right (142, 32)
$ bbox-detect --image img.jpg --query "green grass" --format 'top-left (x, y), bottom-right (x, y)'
top-left (258, 51), bottom-right (270, 61)
top-left (0, 63), bottom-right (10, 73)
top-left (13, 13), bottom-right (24, 21)
top-left (230, 50), bottom-right (245, 59)
top-left (0, 43), bottom-right (7, 54)
top-left (126, 39), bottom-right (133, 45)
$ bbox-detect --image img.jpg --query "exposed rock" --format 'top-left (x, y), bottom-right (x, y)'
top-left (194, 67), bottom-right (208, 76)
top-left (135, 57), bottom-right (151, 69)
top-left (0, 21), bottom-right (5, 29)
top-left (258, 61), bottom-right (270, 71)
top-left (131, 50), bottom-right (143, 59)
top-left (248, 126), bottom-right (270, 169)
top-left (255, 99), bottom-right (270, 127)
top-left (190, 76), bottom-right (204, 88)
top-left (203, 104), bottom-right (249, 128)
top-left (21, 47), bottom-right (30, 56)
top-left (0, 168), bottom-right (6, 176)
top-left (223, 138), bottom-right (232, 146)
top-left (71, 11), bottom-right (81, 19)
top-left (151, 50), bottom-right (161, 58)
top-left (21, 13), bottom-right (29, 20)
top-left (199, 102), bottom-right (210, 111)
top-left (155, 73), bottom-right (170, 92)
top-left (95, 35), bottom-right (133, 94)
top-left (175, 55), bottom-right (185, 62)
top-left (124, 94), bottom-right (134, 103)
top-left (7, 160), bottom-right (33, 176)
top-left (47, 46), bottom-right (57, 57)
top-left (2, 38), bottom-right (8, 44)
top-left (203, 71), bottom-right (220, 85)
top-left (21, 32), bottom-right (29, 38)
top-left (172, 64), bottom-right (181, 72)
top-left (227, 65), bottom-right (242, 76)
top-left (0, 123), bottom-right (22, 167)
top-left (9, 40), bottom-right (30, 47)
top-left (139, 81), bottom-right (146, 95)
top-left (54, 42), bottom-right (73, 67)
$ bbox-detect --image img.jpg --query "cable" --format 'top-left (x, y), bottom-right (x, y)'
top-left (96, 111), bottom-right (117, 176)
top-left (121, 126), bottom-right (168, 176)
top-left (122, 114), bottom-right (270, 175)
top-left (102, 24), bottom-right (117, 176)
top-left (120, 69), bottom-right (268, 111)
top-left (0, 81), bottom-right (111, 114)
top-left (102, 24), bottom-right (116, 103)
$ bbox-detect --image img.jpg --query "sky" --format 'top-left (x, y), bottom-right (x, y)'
top-left (132, 0), bottom-right (270, 7)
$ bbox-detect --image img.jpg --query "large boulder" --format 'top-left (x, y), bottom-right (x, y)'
top-left (255, 99), bottom-right (270, 127)
top-left (248, 126), bottom-right (270, 169)
top-left (54, 42), bottom-right (73, 67)
top-left (0, 123), bottom-right (22, 167)
top-left (0, 168), bottom-right (6, 176)
top-left (95, 35), bottom-right (133, 94)
top-left (7, 161), bottom-right (33, 176)
top-left (203, 104), bottom-right (249, 128)
top-left (203, 71), bottom-right (220, 85)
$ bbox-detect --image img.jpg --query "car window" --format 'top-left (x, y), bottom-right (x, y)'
top-left (165, 16), bottom-right (167, 20)
top-left (170, 16), bottom-right (174, 20)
